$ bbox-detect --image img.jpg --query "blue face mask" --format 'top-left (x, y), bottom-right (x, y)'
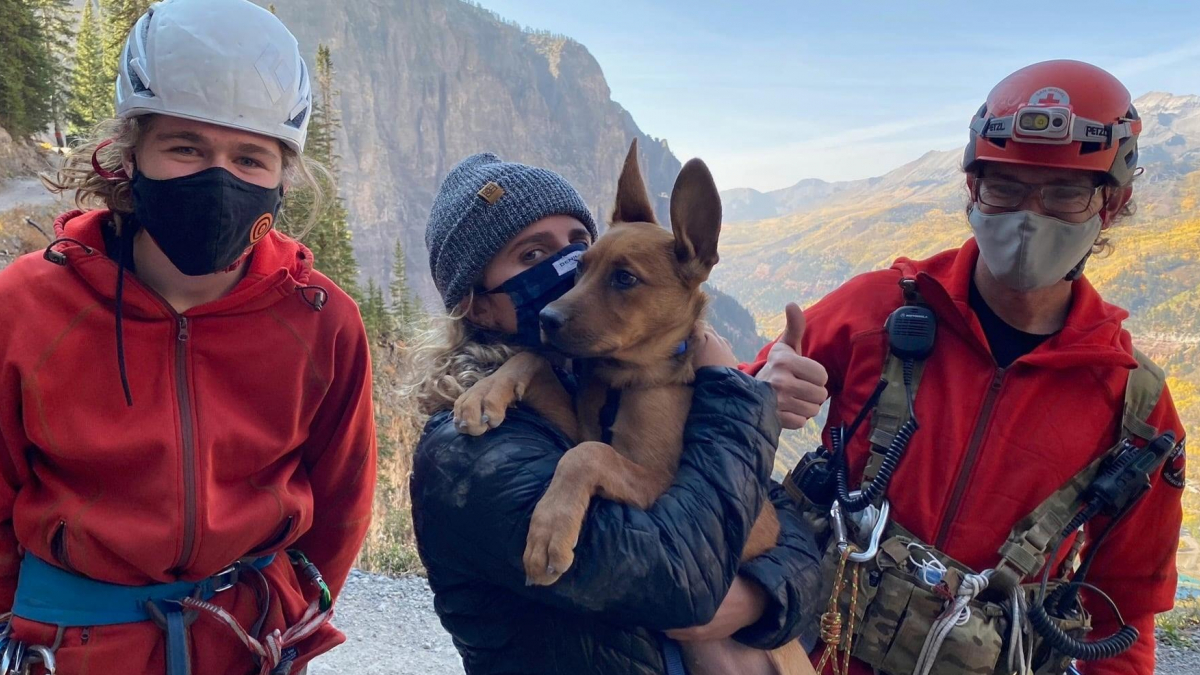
top-left (483, 243), bottom-right (586, 349)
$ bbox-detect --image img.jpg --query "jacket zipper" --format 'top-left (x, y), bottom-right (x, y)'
top-left (100, 255), bottom-right (209, 575)
top-left (51, 521), bottom-right (79, 574)
top-left (247, 515), bottom-right (296, 556)
top-left (933, 367), bottom-right (1005, 549)
top-left (174, 315), bottom-right (198, 572)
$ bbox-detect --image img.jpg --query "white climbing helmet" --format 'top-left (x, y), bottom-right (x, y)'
top-left (114, 0), bottom-right (312, 152)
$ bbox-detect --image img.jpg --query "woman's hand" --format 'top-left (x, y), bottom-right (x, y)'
top-left (693, 324), bottom-right (738, 369)
top-left (665, 576), bottom-right (768, 642)
top-left (756, 304), bottom-right (828, 429)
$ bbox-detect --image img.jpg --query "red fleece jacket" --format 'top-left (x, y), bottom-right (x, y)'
top-left (0, 209), bottom-right (376, 673)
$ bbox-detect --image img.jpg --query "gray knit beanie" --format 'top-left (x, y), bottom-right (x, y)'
top-left (426, 153), bottom-right (599, 310)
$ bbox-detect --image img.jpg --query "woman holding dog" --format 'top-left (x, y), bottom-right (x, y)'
top-left (408, 151), bottom-right (825, 674)
top-left (750, 60), bottom-right (1186, 675)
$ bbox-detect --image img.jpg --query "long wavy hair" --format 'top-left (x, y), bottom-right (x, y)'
top-left (41, 115), bottom-right (330, 235)
top-left (403, 291), bottom-right (520, 418)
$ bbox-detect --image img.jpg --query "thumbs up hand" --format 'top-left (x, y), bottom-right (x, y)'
top-left (758, 303), bottom-right (828, 429)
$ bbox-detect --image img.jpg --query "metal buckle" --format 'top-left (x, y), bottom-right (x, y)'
top-left (210, 563), bottom-right (241, 593)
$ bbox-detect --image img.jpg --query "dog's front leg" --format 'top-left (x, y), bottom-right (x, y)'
top-left (523, 441), bottom-right (670, 586)
top-left (454, 351), bottom-right (548, 435)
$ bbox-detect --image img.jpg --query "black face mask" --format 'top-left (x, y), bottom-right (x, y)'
top-left (131, 166), bottom-right (283, 276)
top-left (483, 243), bottom-right (586, 349)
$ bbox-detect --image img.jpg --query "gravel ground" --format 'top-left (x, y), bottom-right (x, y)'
top-left (1156, 628), bottom-right (1200, 675)
top-left (0, 177), bottom-right (57, 212)
top-left (308, 570), bottom-right (463, 675)
top-left (309, 570), bottom-right (1200, 675)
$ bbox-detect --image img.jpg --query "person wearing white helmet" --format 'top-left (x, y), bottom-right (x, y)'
top-left (0, 1), bottom-right (377, 674)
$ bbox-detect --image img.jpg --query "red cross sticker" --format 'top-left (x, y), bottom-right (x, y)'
top-left (1030, 87), bottom-right (1070, 106)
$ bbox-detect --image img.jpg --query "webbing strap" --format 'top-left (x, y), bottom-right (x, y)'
top-left (662, 636), bottom-right (687, 675)
top-left (165, 609), bottom-right (191, 675)
top-left (992, 349), bottom-right (1167, 591)
top-left (862, 356), bottom-right (925, 486)
top-left (1122, 349), bottom-right (1166, 441)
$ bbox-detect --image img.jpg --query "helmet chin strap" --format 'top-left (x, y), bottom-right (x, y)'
top-left (1066, 206), bottom-right (1113, 281)
top-left (1064, 249), bottom-right (1092, 281)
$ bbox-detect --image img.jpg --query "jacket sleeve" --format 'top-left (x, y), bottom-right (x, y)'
top-left (290, 315), bottom-right (377, 603)
top-left (1079, 384), bottom-right (1185, 675)
top-left (732, 482), bottom-right (823, 650)
top-left (411, 366), bottom-right (780, 630)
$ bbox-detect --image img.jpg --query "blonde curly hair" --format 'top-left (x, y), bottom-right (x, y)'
top-left (41, 115), bottom-right (329, 234)
top-left (403, 292), bottom-right (520, 418)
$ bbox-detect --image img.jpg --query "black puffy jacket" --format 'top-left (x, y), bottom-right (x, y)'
top-left (410, 367), bottom-right (822, 675)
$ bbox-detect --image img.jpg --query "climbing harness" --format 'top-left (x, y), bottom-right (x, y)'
top-left (8, 549), bottom-right (332, 675)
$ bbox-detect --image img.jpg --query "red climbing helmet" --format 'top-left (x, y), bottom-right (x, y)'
top-left (963, 60), bottom-right (1141, 185)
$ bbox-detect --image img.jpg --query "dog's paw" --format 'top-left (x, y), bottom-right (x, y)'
top-left (453, 376), bottom-right (518, 436)
top-left (522, 499), bottom-right (583, 586)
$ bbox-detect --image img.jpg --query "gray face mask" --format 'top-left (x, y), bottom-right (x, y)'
top-left (968, 207), bottom-right (1102, 292)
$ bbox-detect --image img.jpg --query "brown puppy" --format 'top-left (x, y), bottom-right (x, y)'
top-left (454, 141), bottom-right (812, 675)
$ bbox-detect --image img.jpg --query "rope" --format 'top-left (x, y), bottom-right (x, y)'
top-left (1006, 585), bottom-right (1036, 675)
top-left (816, 545), bottom-right (860, 675)
top-left (913, 570), bottom-right (993, 675)
top-left (181, 597), bottom-right (332, 675)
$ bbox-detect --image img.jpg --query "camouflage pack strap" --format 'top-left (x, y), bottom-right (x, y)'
top-left (1122, 349), bottom-right (1166, 441)
top-left (992, 348), bottom-right (1166, 592)
top-left (862, 355), bottom-right (926, 486)
top-left (862, 277), bottom-right (930, 487)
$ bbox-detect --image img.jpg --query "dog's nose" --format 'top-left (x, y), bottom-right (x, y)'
top-left (539, 307), bottom-right (566, 335)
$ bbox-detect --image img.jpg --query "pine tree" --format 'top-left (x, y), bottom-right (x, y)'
top-left (389, 236), bottom-right (423, 336)
top-left (0, 0), bottom-right (54, 138)
top-left (35, 0), bottom-right (76, 147)
top-left (66, 0), bottom-right (110, 135)
top-left (101, 0), bottom-right (151, 83)
top-left (280, 44), bottom-right (363, 303)
top-left (362, 278), bottom-right (394, 340)
top-left (309, 45), bottom-right (341, 175)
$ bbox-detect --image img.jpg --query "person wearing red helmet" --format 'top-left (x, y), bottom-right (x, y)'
top-left (745, 60), bottom-right (1186, 675)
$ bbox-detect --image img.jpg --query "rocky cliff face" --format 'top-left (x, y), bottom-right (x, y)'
top-left (260, 0), bottom-right (681, 304)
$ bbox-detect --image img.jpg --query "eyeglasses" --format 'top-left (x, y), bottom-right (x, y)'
top-left (976, 178), bottom-right (1103, 215)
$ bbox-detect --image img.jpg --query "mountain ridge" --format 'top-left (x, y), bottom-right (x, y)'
top-left (720, 92), bottom-right (1199, 223)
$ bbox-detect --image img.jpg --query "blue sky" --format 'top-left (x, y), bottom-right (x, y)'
top-left (478, 0), bottom-right (1200, 192)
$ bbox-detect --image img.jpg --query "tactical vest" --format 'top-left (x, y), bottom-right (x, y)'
top-left (784, 291), bottom-right (1170, 675)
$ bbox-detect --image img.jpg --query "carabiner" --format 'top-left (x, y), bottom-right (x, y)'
top-left (8, 642), bottom-right (25, 675)
top-left (848, 499), bottom-right (890, 563)
top-left (26, 645), bottom-right (55, 675)
top-left (830, 501), bottom-right (850, 552)
top-left (0, 640), bottom-right (14, 674)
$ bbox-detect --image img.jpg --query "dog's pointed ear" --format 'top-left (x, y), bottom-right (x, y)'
top-left (611, 139), bottom-right (657, 226)
top-left (670, 158), bottom-right (721, 282)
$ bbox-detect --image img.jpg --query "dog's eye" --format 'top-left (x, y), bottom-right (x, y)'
top-left (611, 270), bottom-right (639, 289)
